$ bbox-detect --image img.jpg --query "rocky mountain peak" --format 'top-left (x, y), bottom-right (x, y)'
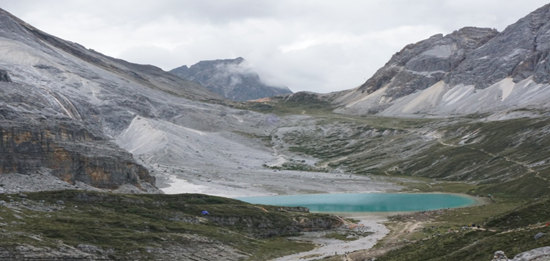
top-left (452, 26), bottom-right (499, 43)
top-left (191, 57), bottom-right (246, 69)
top-left (357, 26), bottom-right (498, 100)
top-left (170, 57), bottom-right (292, 101)
top-left (447, 3), bottom-right (550, 88)
top-left (333, 3), bottom-right (550, 117)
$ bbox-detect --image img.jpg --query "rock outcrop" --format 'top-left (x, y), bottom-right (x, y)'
top-left (0, 124), bottom-right (153, 189)
top-left (492, 250), bottom-right (510, 261)
top-left (170, 57), bottom-right (292, 101)
top-left (448, 4), bottom-right (550, 88)
top-left (0, 7), bottom-right (287, 193)
top-left (0, 70), bottom-right (11, 82)
top-left (0, 81), bottom-right (156, 190)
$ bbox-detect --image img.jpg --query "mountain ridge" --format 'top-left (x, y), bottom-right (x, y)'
top-left (0, 8), bottom-right (223, 102)
top-left (322, 3), bottom-right (550, 117)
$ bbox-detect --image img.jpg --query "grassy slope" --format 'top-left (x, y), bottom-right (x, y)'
top-left (267, 107), bottom-right (550, 198)
top-left (377, 197), bottom-right (550, 261)
top-left (0, 191), bottom-right (328, 260)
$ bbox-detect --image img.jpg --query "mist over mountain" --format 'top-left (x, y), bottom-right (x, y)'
top-left (170, 57), bottom-right (292, 101)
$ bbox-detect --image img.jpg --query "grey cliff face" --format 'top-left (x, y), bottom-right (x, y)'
top-left (447, 3), bottom-right (550, 88)
top-left (357, 3), bottom-right (550, 98)
top-left (0, 80), bottom-right (153, 189)
top-left (358, 27), bottom-right (498, 99)
top-left (170, 58), bottom-right (292, 101)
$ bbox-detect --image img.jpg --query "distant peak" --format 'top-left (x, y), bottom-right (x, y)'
top-left (192, 57), bottom-right (246, 68)
top-left (169, 57), bottom-right (291, 101)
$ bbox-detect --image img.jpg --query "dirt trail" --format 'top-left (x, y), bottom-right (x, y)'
top-left (346, 220), bottom-right (425, 261)
top-left (384, 221), bottom-right (423, 243)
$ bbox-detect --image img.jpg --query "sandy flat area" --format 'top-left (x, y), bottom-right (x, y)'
top-left (159, 168), bottom-right (399, 198)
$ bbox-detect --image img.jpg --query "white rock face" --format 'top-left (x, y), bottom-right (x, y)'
top-left (335, 77), bottom-right (550, 117)
top-left (117, 116), bottom-right (275, 171)
top-left (512, 246), bottom-right (550, 260)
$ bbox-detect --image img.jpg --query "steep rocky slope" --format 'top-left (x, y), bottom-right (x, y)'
top-left (0, 8), bottom-right (228, 192)
top-left (170, 57), bottom-right (292, 101)
top-left (0, 10), bottom-right (356, 260)
top-left (331, 3), bottom-right (550, 117)
top-left (0, 9), bottom-right (223, 103)
top-left (0, 7), bottom-right (357, 197)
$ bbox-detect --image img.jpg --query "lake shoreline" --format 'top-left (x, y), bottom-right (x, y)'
top-left (237, 192), bottom-right (481, 213)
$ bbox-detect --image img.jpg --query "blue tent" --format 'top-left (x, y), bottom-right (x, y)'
top-left (201, 210), bottom-right (210, 215)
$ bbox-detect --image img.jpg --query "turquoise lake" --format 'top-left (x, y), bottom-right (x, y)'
top-left (236, 193), bottom-right (477, 213)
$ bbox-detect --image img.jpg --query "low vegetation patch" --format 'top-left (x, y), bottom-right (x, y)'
top-left (0, 190), bottom-right (336, 260)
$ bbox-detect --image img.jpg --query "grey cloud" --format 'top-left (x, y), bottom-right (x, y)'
top-left (1, 0), bottom-right (549, 93)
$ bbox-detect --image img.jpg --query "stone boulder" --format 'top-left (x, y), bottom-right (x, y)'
top-left (492, 250), bottom-right (509, 261)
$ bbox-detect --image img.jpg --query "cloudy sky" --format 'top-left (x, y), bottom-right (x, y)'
top-left (1, 0), bottom-right (549, 93)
